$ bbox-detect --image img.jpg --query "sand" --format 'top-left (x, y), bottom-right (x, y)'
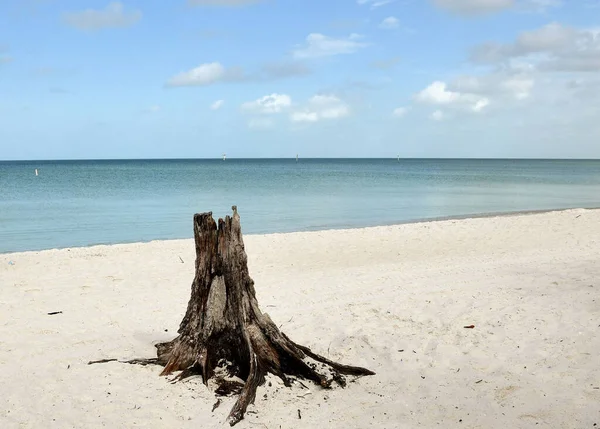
top-left (1, 209), bottom-right (599, 429)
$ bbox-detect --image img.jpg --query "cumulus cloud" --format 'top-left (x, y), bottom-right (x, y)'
top-left (63, 2), bottom-right (141, 31)
top-left (379, 17), bottom-right (399, 29)
top-left (415, 81), bottom-right (491, 112)
top-left (241, 93), bottom-right (292, 114)
top-left (188, 0), bottom-right (262, 5)
top-left (470, 23), bottom-right (600, 72)
top-left (166, 61), bottom-right (309, 87)
top-left (290, 94), bottom-right (350, 123)
top-left (166, 62), bottom-right (245, 87)
top-left (449, 73), bottom-right (535, 100)
top-left (416, 81), bottom-right (461, 104)
top-left (210, 100), bottom-right (224, 110)
top-left (292, 33), bottom-right (368, 59)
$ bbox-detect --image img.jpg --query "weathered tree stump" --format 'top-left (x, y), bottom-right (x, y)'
top-left (131, 207), bottom-right (374, 425)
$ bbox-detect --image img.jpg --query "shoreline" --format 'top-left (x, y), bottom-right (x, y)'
top-left (2, 206), bottom-right (598, 256)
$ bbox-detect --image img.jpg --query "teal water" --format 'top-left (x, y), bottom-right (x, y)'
top-left (1, 159), bottom-right (600, 253)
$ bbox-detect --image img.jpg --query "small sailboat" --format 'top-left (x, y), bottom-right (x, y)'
top-left (397, 154), bottom-right (400, 162)
top-left (35, 169), bottom-right (38, 176)
top-left (222, 153), bottom-right (226, 161)
top-left (296, 154), bottom-right (299, 162)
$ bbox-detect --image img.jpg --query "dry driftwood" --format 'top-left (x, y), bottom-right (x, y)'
top-left (105, 206), bottom-right (374, 426)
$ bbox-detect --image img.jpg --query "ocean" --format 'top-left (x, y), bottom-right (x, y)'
top-left (1, 158), bottom-right (599, 253)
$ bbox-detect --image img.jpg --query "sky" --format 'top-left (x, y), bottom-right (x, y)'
top-left (1, 0), bottom-right (600, 159)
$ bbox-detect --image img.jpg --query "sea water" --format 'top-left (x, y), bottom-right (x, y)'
top-left (1, 158), bottom-right (599, 253)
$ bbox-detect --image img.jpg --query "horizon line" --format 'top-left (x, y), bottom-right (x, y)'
top-left (2, 156), bottom-right (600, 162)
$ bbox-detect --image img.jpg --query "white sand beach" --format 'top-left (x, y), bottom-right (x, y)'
top-left (1, 209), bottom-right (599, 429)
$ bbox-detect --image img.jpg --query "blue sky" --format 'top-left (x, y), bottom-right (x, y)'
top-left (1, 0), bottom-right (599, 159)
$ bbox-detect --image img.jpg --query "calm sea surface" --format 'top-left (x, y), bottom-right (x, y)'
top-left (1, 158), bottom-right (600, 253)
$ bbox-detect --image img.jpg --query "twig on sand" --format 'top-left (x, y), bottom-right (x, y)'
top-left (88, 358), bottom-right (160, 366)
top-left (88, 359), bottom-right (118, 365)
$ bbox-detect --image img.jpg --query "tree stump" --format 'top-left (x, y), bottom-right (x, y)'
top-left (148, 207), bottom-right (374, 425)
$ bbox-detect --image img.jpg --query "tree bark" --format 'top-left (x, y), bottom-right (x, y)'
top-left (150, 207), bottom-right (374, 426)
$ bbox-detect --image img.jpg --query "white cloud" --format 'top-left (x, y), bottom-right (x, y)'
top-left (501, 77), bottom-right (534, 99)
top-left (432, 0), bottom-right (514, 15)
top-left (166, 62), bottom-right (231, 87)
top-left (433, 0), bottom-right (562, 15)
top-left (166, 61), bottom-right (308, 87)
top-left (431, 110), bottom-right (445, 121)
top-left (416, 81), bottom-right (490, 112)
top-left (210, 99), bottom-right (225, 110)
top-left (241, 93), bottom-right (292, 114)
top-left (188, 0), bottom-right (262, 5)
top-left (472, 98), bottom-right (490, 111)
top-left (379, 16), bottom-right (399, 30)
top-left (470, 23), bottom-right (600, 72)
top-left (449, 73), bottom-right (535, 101)
top-left (320, 105), bottom-right (350, 119)
top-left (357, 0), bottom-right (394, 9)
top-left (290, 94), bottom-right (350, 123)
top-left (392, 107), bottom-right (409, 117)
top-left (290, 111), bottom-right (319, 122)
top-left (63, 2), bottom-right (141, 31)
top-left (416, 81), bottom-right (461, 104)
top-left (292, 33), bottom-right (368, 59)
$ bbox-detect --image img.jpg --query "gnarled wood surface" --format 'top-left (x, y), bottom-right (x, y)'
top-left (141, 207), bottom-right (374, 426)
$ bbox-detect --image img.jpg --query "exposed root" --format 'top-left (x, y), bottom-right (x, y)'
top-left (123, 358), bottom-right (161, 366)
top-left (215, 380), bottom-right (244, 396)
top-left (227, 345), bottom-right (265, 427)
top-left (290, 338), bottom-right (376, 376)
